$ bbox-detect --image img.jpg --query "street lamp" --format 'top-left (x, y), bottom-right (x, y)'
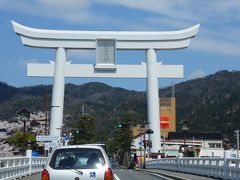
top-left (16, 107), bottom-right (32, 154)
top-left (17, 107), bottom-right (32, 135)
top-left (235, 130), bottom-right (239, 158)
top-left (181, 120), bottom-right (190, 156)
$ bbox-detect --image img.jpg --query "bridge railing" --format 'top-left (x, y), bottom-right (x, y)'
top-left (0, 152), bottom-right (47, 180)
top-left (146, 156), bottom-right (240, 180)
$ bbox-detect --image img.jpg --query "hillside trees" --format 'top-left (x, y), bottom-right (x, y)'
top-left (7, 131), bottom-right (36, 152)
top-left (1, 70), bottom-right (240, 145)
top-left (108, 112), bottom-right (136, 166)
top-left (72, 115), bottom-right (97, 144)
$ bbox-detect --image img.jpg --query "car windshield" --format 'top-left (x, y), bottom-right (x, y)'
top-left (49, 148), bottom-right (105, 170)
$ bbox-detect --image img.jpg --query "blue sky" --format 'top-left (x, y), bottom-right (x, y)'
top-left (0, 0), bottom-right (240, 91)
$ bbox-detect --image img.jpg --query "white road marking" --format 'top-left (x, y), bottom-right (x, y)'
top-left (114, 173), bottom-right (121, 180)
top-left (144, 172), bottom-right (174, 180)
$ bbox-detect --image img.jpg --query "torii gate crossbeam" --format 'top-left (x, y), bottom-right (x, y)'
top-left (12, 21), bottom-right (199, 154)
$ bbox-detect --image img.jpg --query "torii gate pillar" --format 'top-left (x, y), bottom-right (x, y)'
top-left (146, 49), bottom-right (161, 153)
top-left (12, 21), bottom-right (199, 153)
top-left (50, 48), bottom-right (66, 137)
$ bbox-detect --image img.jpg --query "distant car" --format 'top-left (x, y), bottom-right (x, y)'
top-left (84, 143), bottom-right (108, 155)
top-left (41, 145), bottom-right (113, 180)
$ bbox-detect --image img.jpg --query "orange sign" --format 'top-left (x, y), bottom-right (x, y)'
top-left (160, 116), bottom-right (170, 129)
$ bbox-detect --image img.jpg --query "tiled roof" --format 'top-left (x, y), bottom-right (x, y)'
top-left (168, 132), bottom-right (223, 140)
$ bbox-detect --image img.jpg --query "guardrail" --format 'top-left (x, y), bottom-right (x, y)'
top-left (0, 150), bottom-right (47, 180)
top-left (146, 156), bottom-right (240, 180)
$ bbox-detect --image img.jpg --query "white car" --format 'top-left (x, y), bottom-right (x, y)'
top-left (41, 145), bottom-right (113, 180)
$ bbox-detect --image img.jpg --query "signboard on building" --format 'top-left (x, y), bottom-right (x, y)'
top-left (44, 142), bottom-right (59, 150)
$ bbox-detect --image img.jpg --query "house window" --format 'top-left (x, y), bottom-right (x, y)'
top-left (209, 143), bottom-right (215, 148)
top-left (208, 143), bottom-right (222, 148)
top-left (216, 143), bottom-right (222, 148)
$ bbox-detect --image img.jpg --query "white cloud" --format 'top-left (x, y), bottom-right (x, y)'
top-left (36, 0), bottom-right (99, 23)
top-left (0, 0), bottom-right (107, 24)
top-left (191, 37), bottom-right (240, 57)
top-left (39, 0), bottom-right (90, 9)
top-left (142, 17), bottom-right (194, 30)
top-left (1, 0), bottom-right (240, 57)
top-left (98, 0), bottom-right (240, 23)
top-left (68, 50), bottom-right (95, 63)
top-left (18, 58), bottom-right (38, 69)
top-left (96, 0), bottom-right (240, 57)
top-left (189, 70), bottom-right (206, 80)
top-left (97, 0), bottom-right (197, 21)
top-left (2, 0), bottom-right (240, 25)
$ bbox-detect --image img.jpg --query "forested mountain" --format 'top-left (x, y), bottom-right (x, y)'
top-left (160, 70), bottom-right (240, 135)
top-left (0, 82), bottom-right (18, 102)
top-left (0, 82), bottom-right (147, 132)
top-left (0, 70), bottom-right (240, 137)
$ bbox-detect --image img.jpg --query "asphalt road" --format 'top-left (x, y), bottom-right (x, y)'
top-left (21, 168), bottom-right (172, 180)
top-left (20, 167), bottom-right (217, 180)
top-left (113, 168), bottom-right (172, 180)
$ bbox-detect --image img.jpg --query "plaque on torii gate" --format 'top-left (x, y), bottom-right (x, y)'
top-left (12, 21), bottom-right (199, 153)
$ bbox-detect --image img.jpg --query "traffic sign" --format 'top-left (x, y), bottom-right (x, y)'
top-left (44, 142), bottom-right (59, 150)
top-left (64, 136), bottom-right (70, 140)
top-left (36, 135), bottom-right (60, 142)
top-left (160, 116), bottom-right (170, 129)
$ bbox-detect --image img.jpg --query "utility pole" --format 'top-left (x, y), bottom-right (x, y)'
top-left (171, 82), bottom-right (175, 98)
top-left (163, 128), bottom-right (166, 157)
top-left (45, 89), bottom-right (49, 135)
top-left (143, 126), bottom-right (146, 168)
top-left (81, 104), bottom-right (85, 116)
top-left (140, 125), bottom-right (143, 167)
top-left (235, 130), bottom-right (239, 157)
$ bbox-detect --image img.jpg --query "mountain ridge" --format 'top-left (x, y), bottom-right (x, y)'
top-left (0, 70), bottom-right (239, 136)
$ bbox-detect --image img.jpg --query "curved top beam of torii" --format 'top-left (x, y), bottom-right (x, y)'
top-left (12, 21), bottom-right (199, 50)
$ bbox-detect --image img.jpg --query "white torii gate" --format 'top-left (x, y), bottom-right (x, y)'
top-left (12, 21), bottom-right (199, 153)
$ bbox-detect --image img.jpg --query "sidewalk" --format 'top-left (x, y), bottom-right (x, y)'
top-left (135, 168), bottom-right (219, 180)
